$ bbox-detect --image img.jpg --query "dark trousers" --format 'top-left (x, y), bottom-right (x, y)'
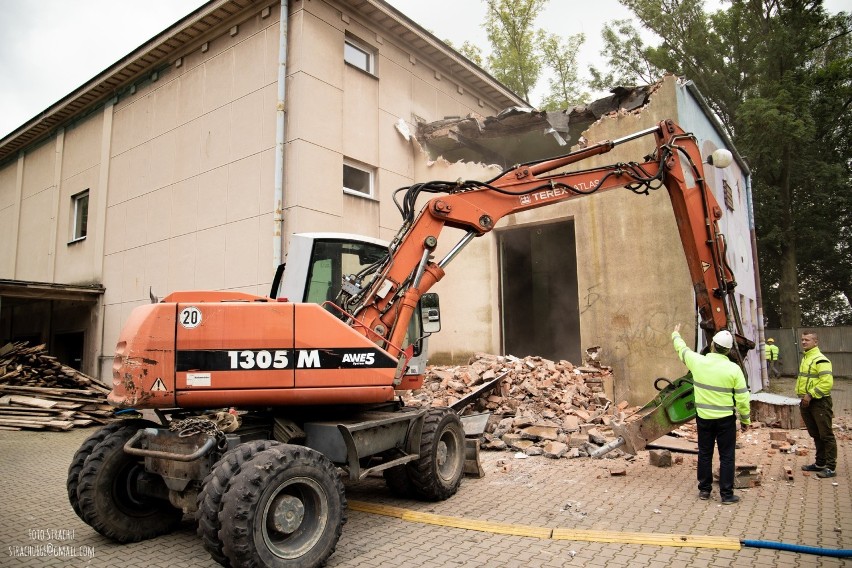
top-left (696, 414), bottom-right (737, 498)
top-left (765, 360), bottom-right (779, 378)
top-left (800, 396), bottom-right (836, 470)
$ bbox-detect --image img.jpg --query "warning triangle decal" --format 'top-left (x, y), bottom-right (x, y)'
top-left (701, 261), bottom-right (711, 273)
top-left (151, 378), bottom-right (167, 392)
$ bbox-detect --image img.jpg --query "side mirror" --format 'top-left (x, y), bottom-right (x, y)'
top-left (420, 293), bottom-right (441, 334)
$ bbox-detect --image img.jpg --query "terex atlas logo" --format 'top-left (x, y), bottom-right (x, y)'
top-left (519, 194), bottom-right (532, 205)
top-left (342, 352), bottom-right (375, 366)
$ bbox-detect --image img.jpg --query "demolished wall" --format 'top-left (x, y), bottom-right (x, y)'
top-left (401, 76), bottom-right (700, 405)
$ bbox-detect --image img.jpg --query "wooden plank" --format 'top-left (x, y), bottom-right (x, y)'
top-left (0, 408), bottom-right (56, 417)
top-left (647, 435), bottom-right (699, 454)
top-left (51, 402), bottom-right (83, 410)
top-left (7, 395), bottom-right (57, 409)
top-left (0, 418), bottom-right (47, 429)
top-left (0, 385), bottom-right (98, 396)
top-left (72, 411), bottom-right (110, 425)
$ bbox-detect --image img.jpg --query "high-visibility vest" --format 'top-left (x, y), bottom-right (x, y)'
top-left (765, 344), bottom-right (779, 361)
top-left (796, 346), bottom-right (833, 399)
top-left (672, 332), bottom-right (750, 422)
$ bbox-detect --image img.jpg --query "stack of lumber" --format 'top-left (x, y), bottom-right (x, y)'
top-left (0, 342), bottom-right (112, 431)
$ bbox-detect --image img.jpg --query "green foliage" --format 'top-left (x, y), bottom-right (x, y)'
top-left (458, 41), bottom-right (485, 67)
top-left (589, 19), bottom-right (662, 92)
top-left (538, 32), bottom-right (590, 110)
top-left (483, 0), bottom-right (547, 101)
top-left (611, 0), bottom-right (852, 327)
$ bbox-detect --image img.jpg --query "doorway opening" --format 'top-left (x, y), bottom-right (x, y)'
top-left (498, 220), bottom-right (581, 363)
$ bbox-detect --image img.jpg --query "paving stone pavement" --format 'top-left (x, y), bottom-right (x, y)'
top-left (0, 378), bottom-right (848, 567)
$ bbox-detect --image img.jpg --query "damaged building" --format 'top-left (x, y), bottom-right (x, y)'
top-left (399, 75), bottom-right (763, 404)
top-left (0, 0), bottom-right (762, 405)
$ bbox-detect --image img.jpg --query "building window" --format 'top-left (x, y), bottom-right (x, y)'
top-left (343, 160), bottom-right (374, 198)
top-left (71, 190), bottom-right (89, 242)
top-left (723, 179), bottom-right (734, 211)
top-left (344, 37), bottom-right (374, 74)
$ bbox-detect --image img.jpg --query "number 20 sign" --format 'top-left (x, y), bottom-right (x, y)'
top-left (179, 306), bottom-right (202, 329)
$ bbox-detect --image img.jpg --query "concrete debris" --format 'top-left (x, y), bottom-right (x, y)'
top-left (402, 352), bottom-right (634, 460)
top-left (414, 84), bottom-right (661, 167)
top-left (649, 449), bottom-right (673, 468)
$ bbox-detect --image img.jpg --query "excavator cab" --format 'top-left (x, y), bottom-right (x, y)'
top-left (269, 232), bottom-right (433, 376)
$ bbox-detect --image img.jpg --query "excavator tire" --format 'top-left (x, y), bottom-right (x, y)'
top-left (66, 419), bottom-right (154, 520)
top-left (196, 439), bottom-right (283, 567)
top-left (220, 445), bottom-right (346, 568)
top-left (407, 408), bottom-right (465, 501)
top-left (76, 426), bottom-right (182, 543)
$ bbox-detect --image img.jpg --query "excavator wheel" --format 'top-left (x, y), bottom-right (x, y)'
top-left (407, 408), bottom-right (465, 501)
top-left (66, 419), bottom-right (154, 520)
top-left (196, 439), bottom-right (283, 567)
top-left (76, 426), bottom-right (182, 543)
top-left (220, 445), bottom-right (346, 568)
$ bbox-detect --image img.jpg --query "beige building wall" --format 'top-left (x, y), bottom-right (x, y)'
top-left (98, 6), bottom-right (280, 379)
top-left (283, 0), bottom-right (504, 242)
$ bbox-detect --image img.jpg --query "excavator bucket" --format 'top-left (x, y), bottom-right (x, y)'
top-left (459, 413), bottom-right (489, 478)
top-left (608, 375), bottom-right (697, 455)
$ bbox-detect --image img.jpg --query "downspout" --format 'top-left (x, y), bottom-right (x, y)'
top-left (746, 174), bottom-right (768, 389)
top-left (273, 0), bottom-right (289, 269)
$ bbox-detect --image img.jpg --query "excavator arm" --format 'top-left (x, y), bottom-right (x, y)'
top-left (342, 119), bottom-right (752, 376)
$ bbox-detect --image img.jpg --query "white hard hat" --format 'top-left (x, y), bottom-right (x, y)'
top-left (712, 330), bottom-right (734, 349)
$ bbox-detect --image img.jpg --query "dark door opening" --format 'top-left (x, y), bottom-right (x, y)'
top-left (53, 331), bottom-right (84, 370)
top-left (499, 221), bottom-right (581, 363)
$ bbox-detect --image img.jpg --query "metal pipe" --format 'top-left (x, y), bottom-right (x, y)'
top-left (590, 436), bottom-right (626, 458)
top-left (412, 248), bottom-right (431, 289)
top-left (438, 231), bottom-right (476, 268)
top-left (272, 0), bottom-right (289, 269)
top-left (611, 125), bottom-right (660, 146)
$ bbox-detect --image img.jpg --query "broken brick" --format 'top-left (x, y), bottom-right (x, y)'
top-left (649, 449), bottom-right (673, 468)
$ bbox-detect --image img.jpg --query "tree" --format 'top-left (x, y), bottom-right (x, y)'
top-left (589, 19), bottom-right (662, 92)
top-left (538, 31), bottom-right (590, 110)
top-left (611, 0), bottom-right (852, 327)
top-left (457, 41), bottom-right (485, 68)
top-left (483, 0), bottom-right (547, 101)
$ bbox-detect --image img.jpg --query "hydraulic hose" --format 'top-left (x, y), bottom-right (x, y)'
top-left (741, 539), bottom-right (852, 558)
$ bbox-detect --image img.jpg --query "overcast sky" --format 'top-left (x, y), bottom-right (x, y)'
top-left (1, 0), bottom-right (848, 139)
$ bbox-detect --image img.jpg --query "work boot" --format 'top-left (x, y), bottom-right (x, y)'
top-left (817, 468), bottom-right (836, 478)
top-left (721, 495), bottom-right (740, 505)
top-left (698, 491), bottom-right (710, 500)
top-left (802, 463), bottom-right (825, 472)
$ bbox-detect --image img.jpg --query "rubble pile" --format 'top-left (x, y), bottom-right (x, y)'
top-left (0, 342), bottom-right (112, 431)
top-left (402, 352), bottom-right (635, 458)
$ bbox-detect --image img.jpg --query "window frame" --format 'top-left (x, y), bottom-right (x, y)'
top-left (344, 36), bottom-right (375, 75)
top-left (69, 189), bottom-right (89, 244)
top-left (343, 160), bottom-right (375, 199)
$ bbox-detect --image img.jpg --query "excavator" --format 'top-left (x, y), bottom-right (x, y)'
top-left (67, 119), bottom-right (753, 568)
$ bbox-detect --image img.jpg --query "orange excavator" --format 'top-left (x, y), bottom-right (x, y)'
top-left (68, 119), bottom-right (753, 567)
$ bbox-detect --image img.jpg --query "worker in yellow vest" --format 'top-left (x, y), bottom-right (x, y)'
top-left (765, 338), bottom-right (780, 379)
top-left (797, 332), bottom-right (836, 478)
top-left (672, 324), bottom-right (751, 504)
